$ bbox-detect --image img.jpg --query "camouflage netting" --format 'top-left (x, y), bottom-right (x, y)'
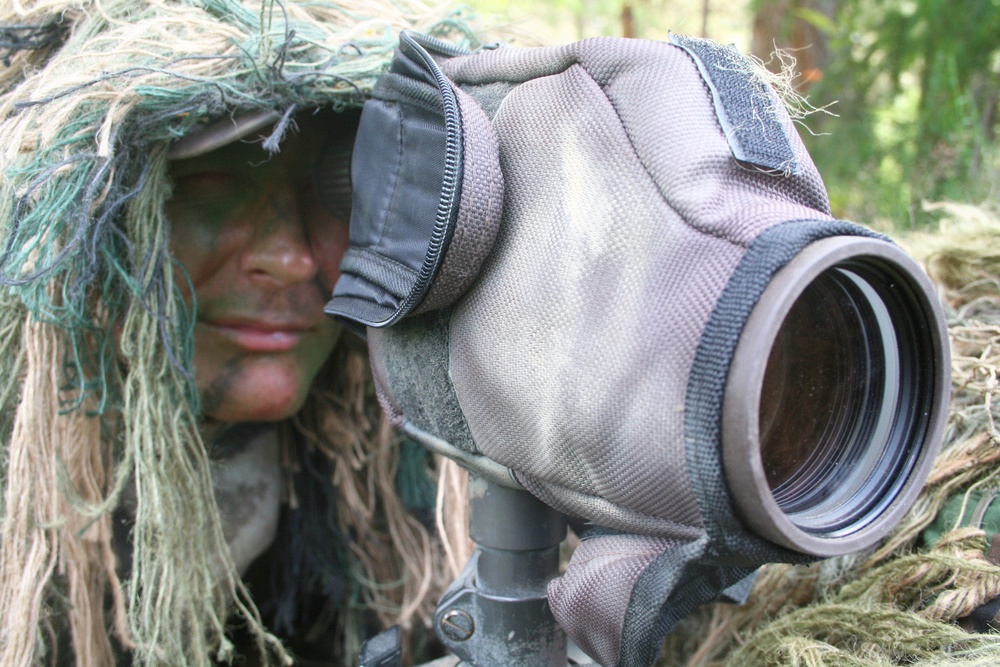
top-left (0, 1), bottom-right (480, 665)
top-left (660, 203), bottom-right (1000, 667)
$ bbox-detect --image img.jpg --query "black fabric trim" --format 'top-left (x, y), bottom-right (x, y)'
top-left (327, 32), bottom-right (464, 328)
top-left (685, 218), bottom-right (884, 560)
top-left (621, 534), bottom-right (755, 667)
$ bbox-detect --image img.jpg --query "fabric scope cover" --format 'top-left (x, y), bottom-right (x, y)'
top-left (329, 33), bottom-right (877, 667)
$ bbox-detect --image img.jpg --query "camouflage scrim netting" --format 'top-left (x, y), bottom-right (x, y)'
top-left (0, 2), bottom-right (481, 665)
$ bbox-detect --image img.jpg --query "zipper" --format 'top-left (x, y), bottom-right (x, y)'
top-left (392, 30), bottom-right (464, 321)
top-left (404, 30), bottom-right (473, 58)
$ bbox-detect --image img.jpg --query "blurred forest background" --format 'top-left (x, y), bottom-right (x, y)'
top-left (464, 0), bottom-right (1000, 231)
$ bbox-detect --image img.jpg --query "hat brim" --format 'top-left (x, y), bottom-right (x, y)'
top-left (167, 109), bottom-right (282, 161)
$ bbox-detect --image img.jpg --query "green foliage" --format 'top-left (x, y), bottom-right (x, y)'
top-left (466, 0), bottom-right (699, 43)
top-left (802, 0), bottom-right (1000, 228)
top-left (468, 0), bottom-right (997, 229)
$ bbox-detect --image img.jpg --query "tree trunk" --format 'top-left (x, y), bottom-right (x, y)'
top-left (751, 0), bottom-right (837, 89)
top-left (622, 2), bottom-right (635, 38)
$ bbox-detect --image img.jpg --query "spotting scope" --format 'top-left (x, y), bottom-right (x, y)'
top-left (328, 31), bottom-right (950, 667)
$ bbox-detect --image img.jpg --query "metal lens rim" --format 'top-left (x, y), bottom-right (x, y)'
top-left (722, 237), bottom-right (949, 557)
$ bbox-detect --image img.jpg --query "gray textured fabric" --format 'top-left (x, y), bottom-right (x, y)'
top-left (444, 37), bottom-right (830, 532)
top-left (547, 534), bottom-right (681, 667)
top-left (338, 34), bottom-right (873, 667)
top-left (434, 38), bottom-right (836, 666)
top-left (450, 59), bottom-right (720, 536)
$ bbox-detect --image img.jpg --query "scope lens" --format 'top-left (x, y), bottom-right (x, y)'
top-left (757, 263), bottom-right (919, 536)
top-left (723, 238), bottom-right (946, 554)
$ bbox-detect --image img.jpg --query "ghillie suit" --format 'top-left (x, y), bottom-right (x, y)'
top-left (659, 205), bottom-right (1000, 667)
top-left (0, 1), bottom-right (478, 665)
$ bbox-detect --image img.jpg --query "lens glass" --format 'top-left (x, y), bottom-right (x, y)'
top-left (758, 266), bottom-right (904, 534)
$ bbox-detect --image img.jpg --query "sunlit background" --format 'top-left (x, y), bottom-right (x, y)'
top-left (467, 0), bottom-right (750, 48)
top-left (461, 0), bottom-right (1000, 231)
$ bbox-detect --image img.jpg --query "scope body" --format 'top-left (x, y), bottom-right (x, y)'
top-left (330, 31), bottom-right (951, 667)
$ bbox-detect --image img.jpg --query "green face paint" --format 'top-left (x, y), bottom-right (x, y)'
top-left (166, 114), bottom-right (350, 423)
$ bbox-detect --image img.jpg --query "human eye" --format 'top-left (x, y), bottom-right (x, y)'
top-left (169, 171), bottom-right (249, 219)
top-left (299, 177), bottom-right (348, 237)
top-left (171, 170), bottom-right (244, 199)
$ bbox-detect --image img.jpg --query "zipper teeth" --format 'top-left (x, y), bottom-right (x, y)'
top-left (396, 31), bottom-right (462, 317)
top-left (408, 31), bottom-right (473, 58)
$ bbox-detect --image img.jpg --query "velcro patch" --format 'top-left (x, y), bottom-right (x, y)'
top-left (670, 34), bottom-right (800, 175)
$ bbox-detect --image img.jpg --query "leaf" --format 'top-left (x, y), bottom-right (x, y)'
top-left (793, 7), bottom-right (835, 34)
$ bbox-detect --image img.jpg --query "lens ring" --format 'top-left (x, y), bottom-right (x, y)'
top-left (761, 266), bottom-right (906, 535)
top-left (722, 237), bottom-right (949, 556)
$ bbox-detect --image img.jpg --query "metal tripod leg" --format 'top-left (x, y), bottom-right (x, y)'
top-left (432, 476), bottom-right (568, 666)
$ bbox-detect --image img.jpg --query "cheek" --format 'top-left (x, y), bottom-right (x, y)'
top-left (166, 201), bottom-right (243, 296)
top-left (198, 359), bottom-right (308, 422)
top-left (193, 328), bottom-right (338, 422)
top-left (314, 231), bottom-right (349, 291)
top-left (305, 205), bottom-right (351, 291)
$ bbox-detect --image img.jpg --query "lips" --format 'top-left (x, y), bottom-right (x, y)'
top-left (200, 316), bottom-right (315, 352)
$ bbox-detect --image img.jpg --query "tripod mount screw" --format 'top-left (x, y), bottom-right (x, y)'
top-left (440, 609), bottom-right (475, 642)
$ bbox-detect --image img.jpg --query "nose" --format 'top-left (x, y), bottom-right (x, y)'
top-left (240, 185), bottom-right (318, 287)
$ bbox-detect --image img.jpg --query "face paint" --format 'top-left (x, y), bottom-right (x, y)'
top-left (167, 113), bottom-right (349, 423)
